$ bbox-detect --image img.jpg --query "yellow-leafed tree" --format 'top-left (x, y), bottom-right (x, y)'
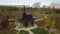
top-left (45, 18), bottom-right (56, 29)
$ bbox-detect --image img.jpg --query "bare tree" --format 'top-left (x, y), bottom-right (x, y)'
top-left (32, 2), bottom-right (41, 8)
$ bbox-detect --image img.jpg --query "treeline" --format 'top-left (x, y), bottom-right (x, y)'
top-left (0, 6), bottom-right (60, 18)
top-left (54, 9), bottom-right (60, 13)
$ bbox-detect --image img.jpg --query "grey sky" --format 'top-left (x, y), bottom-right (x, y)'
top-left (0, 0), bottom-right (60, 6)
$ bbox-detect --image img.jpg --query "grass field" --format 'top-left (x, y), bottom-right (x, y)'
top-left (19, 30), bottom-right (29, 34)
top-left (31, 28), bottom-right (49, 34)
top-left (35, 13), bottom-right (46, 17)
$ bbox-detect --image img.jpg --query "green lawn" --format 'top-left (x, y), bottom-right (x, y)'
top-left (36, 13), bottom-right (46, 17)
top-left (36, 13), bottom-right (56, 18)
top-left (19, 30), bottom-right (29, 34)
top-left (31, 28), bottom-right (49, 34)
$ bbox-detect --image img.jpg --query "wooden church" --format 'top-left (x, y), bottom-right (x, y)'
top-left (20, 6), bottom-right (34, 27)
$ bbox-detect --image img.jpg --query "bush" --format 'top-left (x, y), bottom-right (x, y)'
top-left (0, 29), bottom-right (19, 34)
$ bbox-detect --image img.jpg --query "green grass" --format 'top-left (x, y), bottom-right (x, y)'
top-left (35, 20), bottom-right (45, 27)
top-left (19, 30), bottom-right (29, 34)
top-left (31, 28), bottom-right (49, 34)
top-left (36, 13), bottom-right (46, 17)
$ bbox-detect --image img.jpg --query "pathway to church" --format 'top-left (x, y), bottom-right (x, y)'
top-left (14, 24), bottom-right (38, 34)
top-left (13, 15), bottom-right (52, 34)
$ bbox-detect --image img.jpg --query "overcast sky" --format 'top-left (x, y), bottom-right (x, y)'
top-left (0, 0), bottom-right (60, 6)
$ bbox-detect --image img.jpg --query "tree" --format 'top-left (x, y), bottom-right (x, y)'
top-left (7, 7), bottom-right (19, 11)
top-left (45, 17), bottom-right (56, 29)
top-left (55, 9), bottom-right (60, 13)
top-left (32, 2), bottom-right (41, 8)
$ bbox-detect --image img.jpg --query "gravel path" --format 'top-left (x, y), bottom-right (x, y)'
top-left (14, 24), bottom-right (38, 34)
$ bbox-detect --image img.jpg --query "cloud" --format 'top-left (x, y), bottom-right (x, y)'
top-left (0, 0), bottom-right (60, 6)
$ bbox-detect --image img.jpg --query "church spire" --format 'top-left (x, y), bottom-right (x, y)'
top-left (22, 6), bottom-right (26, 13)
